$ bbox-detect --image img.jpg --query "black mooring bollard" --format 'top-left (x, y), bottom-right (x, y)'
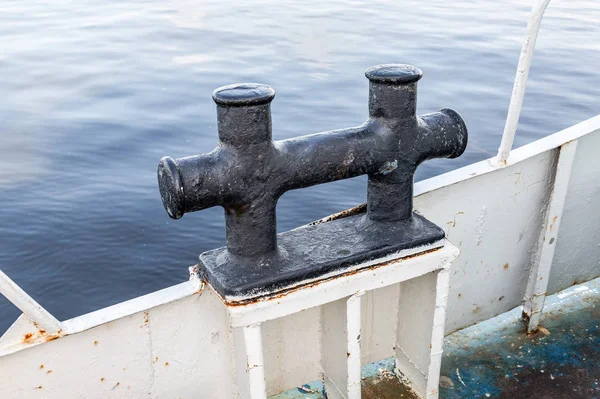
top-left (158, 64), bottom-right (467, 299)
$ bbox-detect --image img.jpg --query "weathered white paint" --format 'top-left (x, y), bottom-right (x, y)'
top-left (359, 284), bottom-right (399, 366)
top-left (547, 129), bottom-right (600, 294)
top-left (262, 306), bottom-right (321, 396)
top-left (226, 240), bottom-right (455, 328)
top-left (496, 0), bottom-right (551, 163)
top-left (63, 266), bottom-right (203, 335)
top-left (321, 292), bottom-right (364, 399)
top-left (426, 270), bottom-right (450, 398)
top-left (0, 287), bottom-right (235, 399)
top-left (346, 292), bottom-right (364, 399)
top-left (1, 115), bottom-right (599, 398)
top-left (0, 269), bottom-right (61, 334)
top-left (0, 266), bottom-right (203, 358)
top-left (523, 140), bottom-right (578, 332)
top-left (236, 324), bottom-right (268, 399)
top-left (414, 115), bottom-right (600, 333)
top-left (231, 242), bottom-right (458, 399)
top-left (322, 297), bottom-right (350, 399)
top-left (222, 238), bottom-right (444, 304)
top-left (395, 268), bottom-right (451, 399)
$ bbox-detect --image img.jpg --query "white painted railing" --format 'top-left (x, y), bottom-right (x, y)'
top-left (0, 269), bottom-right (61, 333)
top-left (497, 0), bottom-right (551, 163)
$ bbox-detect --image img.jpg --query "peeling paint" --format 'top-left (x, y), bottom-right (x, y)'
top-left (307, 203), bottom-right (367, 226)
top-left (223, 246), bottom-right (443, 307)
top-left (378, 160), bottom-right (398, 175)
top-left (475, 206), bottom-right (487, 246)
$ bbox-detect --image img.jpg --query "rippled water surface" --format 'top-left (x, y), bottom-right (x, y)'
top-left (0, 0), bottom-right (598, 332)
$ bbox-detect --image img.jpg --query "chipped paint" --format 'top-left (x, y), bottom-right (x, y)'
top-left (378, 160), bottom-right (398, 175)
top-left (472, 205), bottom-right (487, 247)
top-left (442, 278), bottom-right (600, 398)
top-left (342, 152), bottom-right (355, 166)
top-left (307, 203), bottom-right (367, 226)
top-left (222, 246), bottom-right (444, 307)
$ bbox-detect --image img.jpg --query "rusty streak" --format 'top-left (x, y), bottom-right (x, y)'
top-left (307, 203), bottom-right (367, 226)
top-left (223, 247), bottom-right (442, 307)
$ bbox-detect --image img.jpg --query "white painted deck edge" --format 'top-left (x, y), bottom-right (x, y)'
top-left (62, 278), bottom-right (202, 335)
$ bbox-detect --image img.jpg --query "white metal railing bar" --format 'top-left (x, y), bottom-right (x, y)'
top-left (0, 269), bottom-right (62, 333)
top-left (523, 140), bottom-right (578, 332)
top-left (346, 291), bottom-right (364, 399)
top-left (497, 0), bottom-right (551, 163)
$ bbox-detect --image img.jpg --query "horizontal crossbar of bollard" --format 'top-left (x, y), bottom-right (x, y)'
top-left (158, 64), bottom-right (467, 299)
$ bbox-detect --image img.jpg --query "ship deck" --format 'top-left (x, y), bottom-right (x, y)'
top-left (273, 277), bottom-right (600, 399)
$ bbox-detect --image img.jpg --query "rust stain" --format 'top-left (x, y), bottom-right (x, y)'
top-left (503, 263), bottom-right (509, 270)
top-left (39, 364), bottom-right (44, 370)
top-left (224, 247), bottom-right (442, 307)
top-left (549, 215), bottom-right (558, 232)
top-left (307, 203), bottom-right (367, 226)
top-left (226, 203), bottom-right (249, 218)
top-left (100, 378), bottom-right (105, 382)
top-left (448, 212), bottom-right (464, 227)
top-left (46, 370), bottom-right (52, 374)
top-left (94, 340), bottom-right (98, 346)
top-left (165, 362), bottom-right (169, 366)
top-left (37, 386), bottom-right (42, 390)
top-left (142, 311), bottom-right (150, 327)
top-left (22, 327), bottom-right (63, 343)
top-left (538, 326), bottom-right (550, 336)
top-left (45, 334), bottom-right (61, 342)
top-left (526, 325), bottom-right (551, 337)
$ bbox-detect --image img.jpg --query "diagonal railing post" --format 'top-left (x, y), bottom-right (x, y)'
top-left (0, 269), bottom-right (62, 333)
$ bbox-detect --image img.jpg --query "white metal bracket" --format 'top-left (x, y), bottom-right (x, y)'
top-left (220, 240), bottom-right (459, 399)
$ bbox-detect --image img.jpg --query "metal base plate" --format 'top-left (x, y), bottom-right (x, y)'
top-left (199, 213), bottom-right (445, 301)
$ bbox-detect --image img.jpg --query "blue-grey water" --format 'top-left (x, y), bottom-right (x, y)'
top-left (0, 0), bottom-right (598, 333)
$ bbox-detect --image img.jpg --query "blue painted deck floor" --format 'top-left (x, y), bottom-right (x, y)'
top-left (272, 278), bottom-right (600, 399)
top-left (440, 279), bottom-right (600, 398)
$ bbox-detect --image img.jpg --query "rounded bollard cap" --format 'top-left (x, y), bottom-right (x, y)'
top-left (212, 83), bottom-right (275, 107)
top-left (158, 156), bottom-right (185, 219)
top-left (365, 64), bottom-right (423, 84)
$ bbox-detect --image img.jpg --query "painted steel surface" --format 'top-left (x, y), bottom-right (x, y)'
top-left (157, 64), bottom-right (467, 299)
top-left (0, 116), bottom-right (599, 398)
